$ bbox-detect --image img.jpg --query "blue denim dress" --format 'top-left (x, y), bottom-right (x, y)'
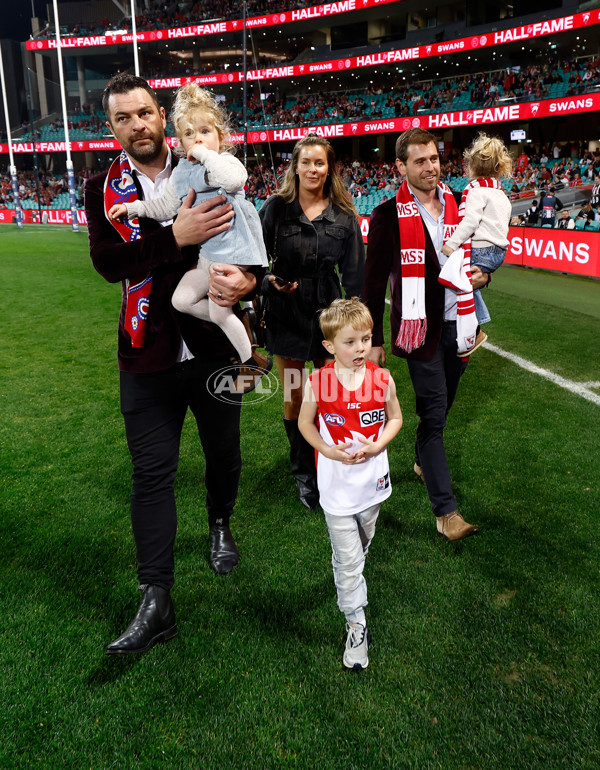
top-left (171, 158), bottom-right (267, 267)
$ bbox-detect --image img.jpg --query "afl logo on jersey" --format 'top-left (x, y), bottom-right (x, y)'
top-left (324, 413), bottom-right (345, 426)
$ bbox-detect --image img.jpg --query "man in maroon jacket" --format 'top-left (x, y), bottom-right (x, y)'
top-left (363, 128), bottom-right (489, 541)
top-left (86, 74), bottom-right (261, 654)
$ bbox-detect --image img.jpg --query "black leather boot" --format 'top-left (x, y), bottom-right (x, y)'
top-left (105, 584), bottom-right (177, 655)
top-left (283, 418), bottom-right (319, 509)
top-left (208, 515), bottom-right (239, 575)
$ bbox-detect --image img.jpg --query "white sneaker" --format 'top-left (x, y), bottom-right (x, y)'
top-left (343, 623), bottom-right (370, 670)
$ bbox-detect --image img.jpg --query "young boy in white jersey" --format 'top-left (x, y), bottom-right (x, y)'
top-left (298, 298), bottom-right (402, 670)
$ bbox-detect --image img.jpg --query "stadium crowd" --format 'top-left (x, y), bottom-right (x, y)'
top-left (131, 54), bottom-right (600, 111)
top-left (230, 55), bottom-right (600, 122)
top-left (14, 54), bottom-right (600, 151)
top-left (0, 168), bottom-right (91, 210)
top-left (2, 154), bottom-right (598, 223)
top-left (31, 0), bottom-right (337, 39)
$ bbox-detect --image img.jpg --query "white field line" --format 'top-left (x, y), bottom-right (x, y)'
top-left (384, 298), bottom-right (600, 406)
top-left (482, 342), bottom-right (600, 406)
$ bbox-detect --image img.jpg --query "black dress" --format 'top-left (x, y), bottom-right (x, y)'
top-left (259, 196), bottom-right (365, 361)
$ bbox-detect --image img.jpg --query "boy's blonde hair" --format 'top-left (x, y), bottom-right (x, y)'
top-left (319, 297), bottom-right (373, 342)
top-left (170, 83), bottom-right (233, 153)
top-left (464, 133), bottom-right (513, 179)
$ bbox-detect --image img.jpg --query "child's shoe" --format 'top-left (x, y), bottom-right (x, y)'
top-left (343, 623), bottom-right (370, 671)
top-left (458, 329), bottom-right (488, 357)
top-left (234, 352), bottom-right (273, 394)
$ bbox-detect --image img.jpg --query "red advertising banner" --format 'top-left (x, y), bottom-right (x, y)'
top-left (239, 93), bottom-right (600, 142)
top-left (0, 136), bottom-right (180, 154)
top-left (25, 0), bottom-right (401, 50)
top-left (4, 214), bottom-right (597, 279)
top-left (0, 208), bottom-right (88, 225)
top-left (3, 93), bottom-right (599, 155)
top-left (504, 225), bottom-right (600, 277)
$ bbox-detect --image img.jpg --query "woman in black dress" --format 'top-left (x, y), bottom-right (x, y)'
top-left (259, 134), bottom-right (365, 508)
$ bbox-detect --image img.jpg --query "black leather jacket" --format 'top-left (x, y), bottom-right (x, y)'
top-left (259, 195), bottom-right (365, 361)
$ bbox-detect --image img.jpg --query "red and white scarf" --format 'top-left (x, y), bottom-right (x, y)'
top-left (395, 180), bottom-right (458, 353)
top-left (103, 151), bottom-right (152, 348)
top-left (438, 177), bottom-right (502, 354)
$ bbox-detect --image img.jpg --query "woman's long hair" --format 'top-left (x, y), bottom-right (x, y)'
top-left (276, 133), bottom-right (357, 217)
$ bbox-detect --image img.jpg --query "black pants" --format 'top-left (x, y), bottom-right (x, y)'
top-left (120, 356), bottom-right (242, 590)
top-left (407, 322), bottom-right (468, 518)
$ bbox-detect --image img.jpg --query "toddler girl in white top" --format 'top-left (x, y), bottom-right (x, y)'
top-left (441, 133), bottom-right (513, 352)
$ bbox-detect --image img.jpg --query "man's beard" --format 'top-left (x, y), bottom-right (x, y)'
top-left (124, 134), bottom-right (164, 164)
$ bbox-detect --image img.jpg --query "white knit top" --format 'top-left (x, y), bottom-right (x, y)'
top-left (444, 185), bottom-right (511, 251)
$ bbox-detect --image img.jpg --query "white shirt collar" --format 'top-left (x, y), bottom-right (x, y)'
top-left (127, 148), bottom-right (172, 183)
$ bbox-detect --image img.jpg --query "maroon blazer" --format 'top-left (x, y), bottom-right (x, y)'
top-left (85, 158), bottom-right (241, 373)
top-left (363, 196), bottom-right (451, 362)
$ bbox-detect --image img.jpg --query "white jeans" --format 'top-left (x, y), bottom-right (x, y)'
top-left (323, 504), bottom-right (381, 621)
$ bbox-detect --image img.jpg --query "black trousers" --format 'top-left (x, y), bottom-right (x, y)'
top-left (407, 322), bottom-right (468, 518)
top-left (120, 356), bottom-right (242, 590)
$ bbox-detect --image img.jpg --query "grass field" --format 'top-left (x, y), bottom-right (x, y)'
top-left (1, 225), bottom-right (599, 768)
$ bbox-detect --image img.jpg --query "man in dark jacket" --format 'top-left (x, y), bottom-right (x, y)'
top-left (363, 128), bottom-right (489, 541)
top-left (524, 199), bottom-right (540, 225)
top-left (540, 186), bottom-right (563, 227)
top-left (85, 74), bottom-right (261, 655)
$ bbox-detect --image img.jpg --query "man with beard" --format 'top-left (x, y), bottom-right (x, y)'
top-left (363, 128), bottom-right (489, 541)
top-left (85, 74), bottom-right (261, 655)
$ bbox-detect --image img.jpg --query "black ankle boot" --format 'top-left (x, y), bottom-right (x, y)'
top-left (105, 584), bottom-right (177, 655)
top-left (283, 418), bottom-right (319, 509)
top-left (208, 515), bottom-right (239, 575)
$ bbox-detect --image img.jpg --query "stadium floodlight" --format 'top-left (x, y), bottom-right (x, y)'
top-left (242, 0), bottom-right (247, 167)
top-left (0, 47), bottom-right (24, 229)
top-left (130, 0), bottom-right (140, 77)
top-left (52, 0), bottom-right (79, 233)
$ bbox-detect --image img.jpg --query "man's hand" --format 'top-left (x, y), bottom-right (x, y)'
top-left (368, 346), bottom-right (386, 367)
top-left (172, 189), bottom-right (234, 248)
top-left (471, 266), bottom-right (490, 290)
top-left (208, 264), bottom-right (257, 307)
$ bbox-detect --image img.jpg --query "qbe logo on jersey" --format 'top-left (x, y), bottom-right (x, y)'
top-left (359, 409), bottom-right (385, 427)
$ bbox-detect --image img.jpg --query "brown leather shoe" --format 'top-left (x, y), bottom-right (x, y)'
top-left (413, 462), bottom-right (425, 485)
top-left (436, 511), bottom-right (479, 541)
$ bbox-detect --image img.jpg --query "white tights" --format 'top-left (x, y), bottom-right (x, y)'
top-left (172, 255), bottom-right (251, 362)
